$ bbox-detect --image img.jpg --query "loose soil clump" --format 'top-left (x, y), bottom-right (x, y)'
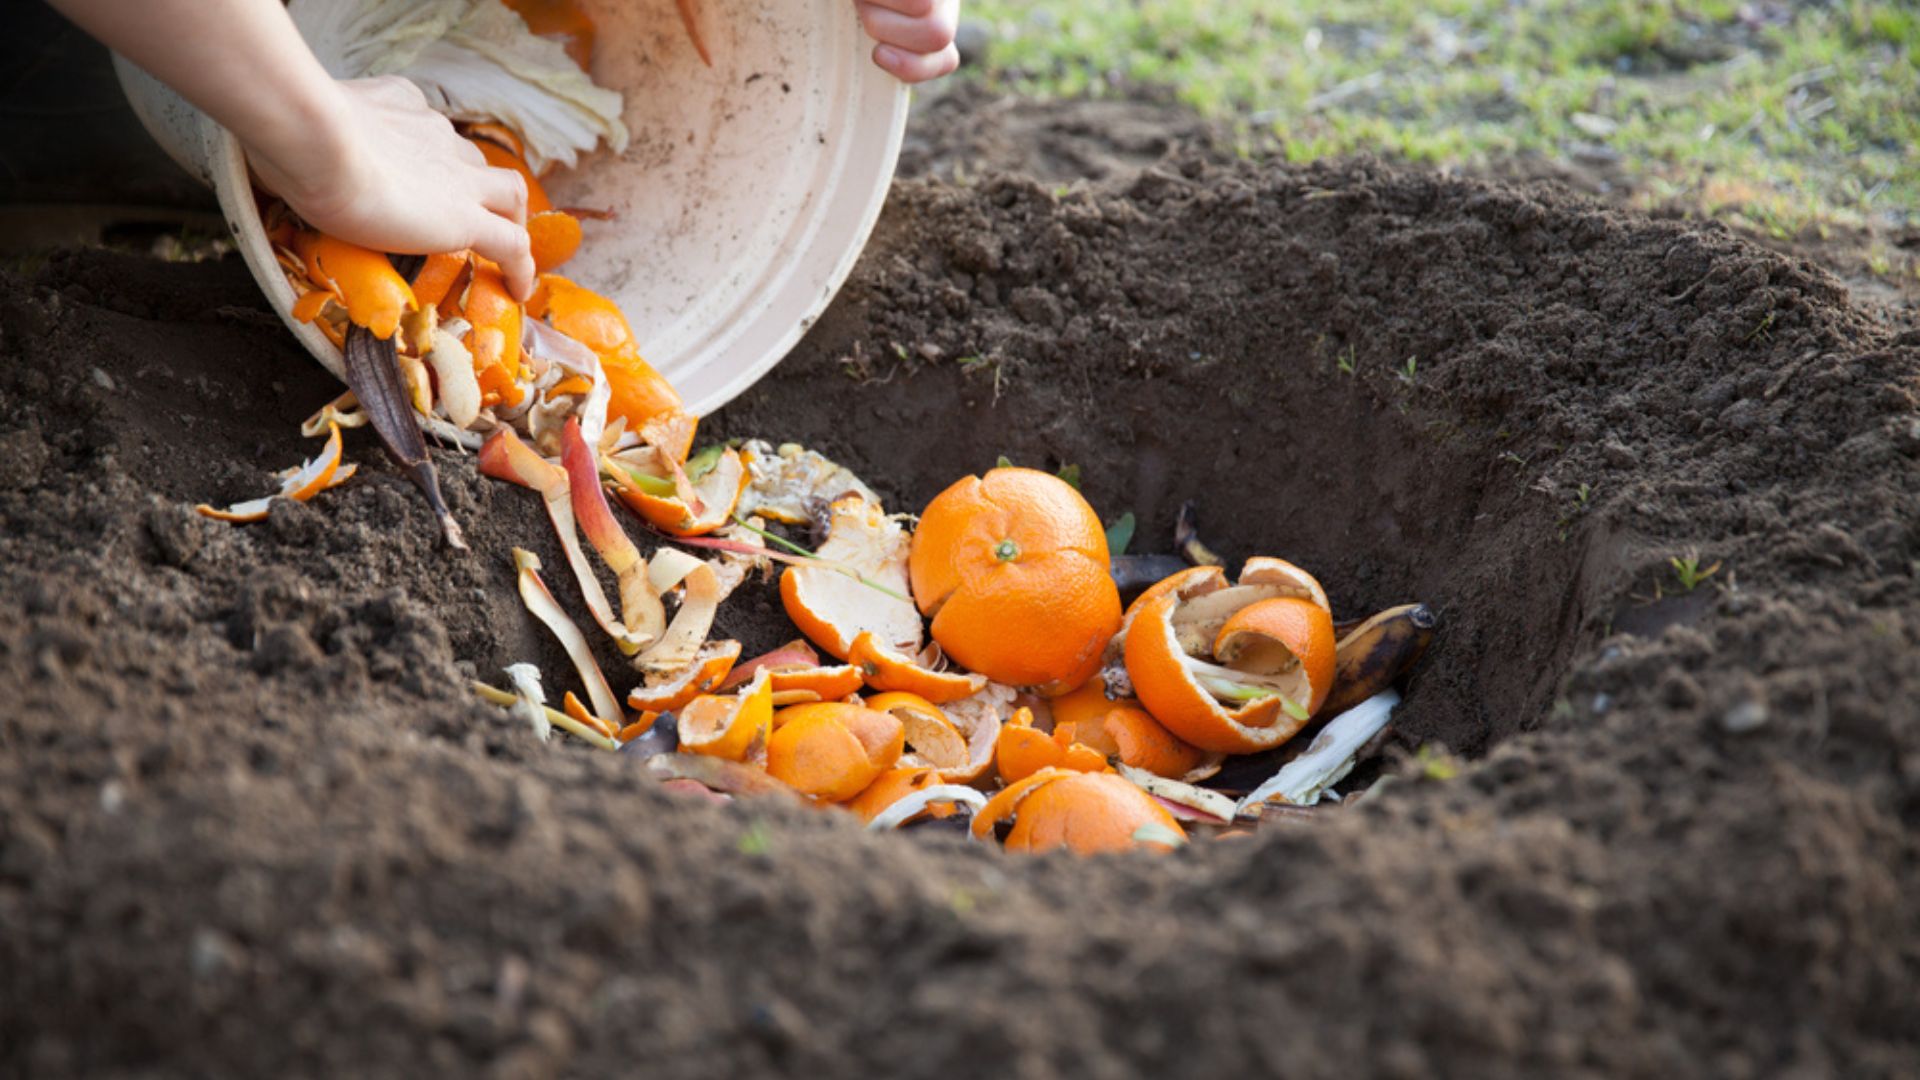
top-left (4, 106), bottom-right (1919, 1075)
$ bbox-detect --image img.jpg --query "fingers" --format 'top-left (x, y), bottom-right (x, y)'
top-left (479, 166), bottom-right (530, 224)
top-left (872, 41), bottom-right (959, 84)
top-left (453, 135), bottom-right (489, 168)
top-left (363, 74), bottom-right (427, 106)
top-left (856, 1), bottom-right (955, 55)
top-left (470, 213), bottom-right (536, 302)
top-left (858, 0), bottom-right (936, 16)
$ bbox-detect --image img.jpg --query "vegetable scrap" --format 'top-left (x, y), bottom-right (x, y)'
top-left (193, 421), bottom-right (355, 522)
top-left (478, 446), bottom-right (1438, 853)
top-left (194, 1), bottom-right (1443, 855)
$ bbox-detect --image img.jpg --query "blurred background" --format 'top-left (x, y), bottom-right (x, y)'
top-left (5, 1), bottom-right (1915, 292)
top-left (945, 0), bottom-right (1917, 296)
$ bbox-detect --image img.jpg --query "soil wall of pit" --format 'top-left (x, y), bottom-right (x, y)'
top-left (3, 97), bottom-right (1919, 1077)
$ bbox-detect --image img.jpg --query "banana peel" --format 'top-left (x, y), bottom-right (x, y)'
top-left (1319, 603), bottom-right (1436, 718)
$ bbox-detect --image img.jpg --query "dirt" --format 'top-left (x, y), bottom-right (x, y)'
top-left (5, 90), bottom-right (1920, 1078)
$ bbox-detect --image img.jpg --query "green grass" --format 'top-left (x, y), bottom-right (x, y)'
top-left (964, 0), bottom-right (1920, 233)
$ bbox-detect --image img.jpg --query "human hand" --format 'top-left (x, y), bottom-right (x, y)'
top-left (855, 0), bottom-right (960, 84)
top-left (248, 76), bottom-right (537, 300)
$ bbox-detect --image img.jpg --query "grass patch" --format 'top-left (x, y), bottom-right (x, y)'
top-left (964, 0), bottom-right (1919, 231)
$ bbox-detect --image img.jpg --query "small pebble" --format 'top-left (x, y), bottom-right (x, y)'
top-left (1719, 701), bottom-right (1769, 734)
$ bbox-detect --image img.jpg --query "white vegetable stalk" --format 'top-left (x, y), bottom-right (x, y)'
top-left (866, 786), bottom-right (988, 832)
top-left (1237, 690), bottom-right (1399, 813)
top-left (504, 662), bottom-right (551, 742)
top-left (289, 0), bottom-right (629, 173)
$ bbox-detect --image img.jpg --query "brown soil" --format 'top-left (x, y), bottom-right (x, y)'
top-left (5, 93), bottom-right (1920, 1078)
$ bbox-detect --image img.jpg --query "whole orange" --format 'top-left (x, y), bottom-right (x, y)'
top-left (908, 467), bottom-right (1121, 694)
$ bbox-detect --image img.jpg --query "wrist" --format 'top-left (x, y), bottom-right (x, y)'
top-left (242, 72), bottom-right (360, 215)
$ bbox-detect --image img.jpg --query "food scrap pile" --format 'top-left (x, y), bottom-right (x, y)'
top-left (194, 0), bottom-right (1436, 855)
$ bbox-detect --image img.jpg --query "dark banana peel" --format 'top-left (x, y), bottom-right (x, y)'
top-left (1175, 500), bottom-right (1225, 567)
top-left (1108, 502), bottom-right (1225, 593)
top-left (1109, 553), bottom-right (1189, 592)
top-left (338, 253), bottom-right (466, 550)
top-left (1318, 603), bottom-right (1437, 718)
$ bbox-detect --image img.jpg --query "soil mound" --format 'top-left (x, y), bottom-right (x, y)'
top-left (4, 121), bottom-right (1919, 1074)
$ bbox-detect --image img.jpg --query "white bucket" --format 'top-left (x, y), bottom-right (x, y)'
top-left (114, 0), bottom-right (909, 418)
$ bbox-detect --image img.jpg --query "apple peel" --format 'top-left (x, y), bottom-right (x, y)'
top-left (480, 428), bottom-right (652, 654)
top-left (635, 547), bottom-right (722, 674)
top-left (1116, 764), bottom-right (1238, 825)
top-left (513, 547), bottom-right (624, 730)
top-left (560, 418), bottom-right (667, 646)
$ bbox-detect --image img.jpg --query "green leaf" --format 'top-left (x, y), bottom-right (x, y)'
top-left (1105, 512), bottom-right (1137, 556)
top-left (996, 455), bottom-right (1014, 469)
top-left (1281, 697), bottom-right (1311, 722)
top-left (1056, 463), bottom-right (1082, 490)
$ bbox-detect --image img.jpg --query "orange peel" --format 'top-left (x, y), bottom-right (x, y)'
top-left (627, 640), bottom-right (742, 713)
top-left (720, 639), bottom-right (865, 703)
top-left (299, 392), bottom-right (368, 438)
top-left (779, 495), bottom-right (921, 662)
top-left (411, 250), bottom-right (472, 312)
top-left (605, 446), bottom-right (748, 537)
top-left (292, 232), bottom-right (417, 340)
top-left (993, 707), bottom-right (1070, 785)
top-left (1095, 704), bottom-right (1218, 782)
top-left (1047, 680), bottom-right (1216, 781)
top-left (527, 275), bottom-right (694, 462)
top-left (676, 670), bottom-right (774, 764)
top-left (972, 769), bottom-right (1187, 855)
top-left (863, 692), bottom-right (975, 776)
top-left (848, 633), bottom-right (987, 704)
top-left (561, 692), bottom-right (618, 740)
top-left (529, 210), bottom-right (583, 273)
top-left (464, 259), bottom-right (525, 409)
top-left (765, 702), bottom-right (904, 802)
top-left (856, 769), bottom-right (990, 831)
top-left (932, 680), bottom-right (1017, 784)
top-left (195, 421), bottom-right (349, 522)
top-left (847, 767), bottom-right (951, 825)
top-left (1123, 586), bottom-right (1336, 755)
